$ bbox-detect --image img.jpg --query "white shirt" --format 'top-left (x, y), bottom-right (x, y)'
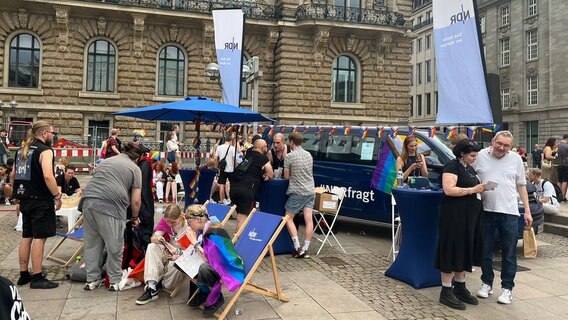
top-left (216, 144), bottom-right (236, 172)
top-left (536, 180), bottom-right (560, 208)
top-left (472, 147), bottom-right (526, 216)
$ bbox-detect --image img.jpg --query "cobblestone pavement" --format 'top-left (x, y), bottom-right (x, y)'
top-left (2, 176), bottom-right (568, 320)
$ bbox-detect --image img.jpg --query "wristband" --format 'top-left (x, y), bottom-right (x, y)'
top-left (54, 193), bottom-right (62, 200)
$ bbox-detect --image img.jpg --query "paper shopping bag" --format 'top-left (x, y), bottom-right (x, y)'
top-left (523, 226), bottom-right (537, 259)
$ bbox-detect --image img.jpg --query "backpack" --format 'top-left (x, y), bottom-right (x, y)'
top-left (541, 179), bottom-right (565, 203)
top-left (232, 157), bottom-right (252, 182)
top-left (217, 147), bottom-right (230, 172)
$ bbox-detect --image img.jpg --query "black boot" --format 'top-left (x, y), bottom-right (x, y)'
top-left (453, 282), bottom-right (479, 305)
top-left (440, 286), bottom-right (466, 310)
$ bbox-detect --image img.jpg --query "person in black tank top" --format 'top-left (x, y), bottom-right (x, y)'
top-left (396, 135), bottom-right (428, 183)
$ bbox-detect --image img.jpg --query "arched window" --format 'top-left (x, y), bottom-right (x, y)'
top-left (9, 33), bottom-right (41, 88)
top-left (86, 40), bottom-right (116, 92)
top-left (332, 55), bottom-right (357, 103)
top-left (158, 45), bottom-right (185, 96)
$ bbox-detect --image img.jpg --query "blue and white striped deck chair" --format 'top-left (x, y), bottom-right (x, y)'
top-left (215, 209), bottom-right (290, 319)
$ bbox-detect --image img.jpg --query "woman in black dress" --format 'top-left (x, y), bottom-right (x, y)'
top-left (436, 139), bottom-right (486, 310)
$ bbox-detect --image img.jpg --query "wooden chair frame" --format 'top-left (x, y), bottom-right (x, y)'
top-left (45, 216), bottom-right (84, 266)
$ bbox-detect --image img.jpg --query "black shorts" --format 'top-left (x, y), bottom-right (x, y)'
top-left (558, 165), bottom-right (568, 183)
top-left (229, 186), bottom-right (255, 215)
top-left (20, 199), bottom-right (56, 239)
top-left (218, 171), bottom-right (233, 184)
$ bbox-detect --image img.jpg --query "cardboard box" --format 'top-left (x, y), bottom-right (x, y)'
top-left (314, 187), bottom-right (339, 213)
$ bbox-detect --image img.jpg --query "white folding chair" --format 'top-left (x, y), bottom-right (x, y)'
top-left (313, 186), bottom-right (346, 255)
top-left (175, 173), bottom-right (185, 206)
top-left (388, 195), bottom-right (402, 261)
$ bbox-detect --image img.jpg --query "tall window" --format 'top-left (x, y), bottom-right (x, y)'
top-left (528, 0), bottom-right (537, 16)
top-left (526, 29), bottom-right (538, 60)
top-left (158, 45), bottom-right (185, 96)
top-left (425, 60), bottom-right (431, 82)
top-left (410, 66), bottom-right (413, 86)
top-left (416, 63), bottom-right (422, 84)
top-left (416, 95), bottom-right (422, 116)
top-left (8, 33), bottom-right (40, 88)
top-left (416, 38), bottom-right (422, 52)
top-left (501, 88), bottom-right (510, 108)
top-left (425, 34), bottom-right (431, 50)
top-left (525, 121), bottom-right (538, 150)
top-left (435, 91), bottom-right (438, 114)
top-left (479, 16), bottom-right (486, 34)
top-left (501, 6), bottom-right (510, 25)
top-left (527, 76), bottom-right (538, 106)
top-left (500, 38), bottom-right (510, 66)
top-left (425, 10), bottom-right (432, 22)
top-left (87, 40), bottom-right (116, 92)
top-left (425, 92), bottom-right (431, 115)
top-left (410, 97), bottom-right (413, 117)
top-left (332, 55), bottom-right (357, 103)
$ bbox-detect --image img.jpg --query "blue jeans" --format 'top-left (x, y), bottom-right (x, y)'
top-left (481, 211), bottom-right (518, 290)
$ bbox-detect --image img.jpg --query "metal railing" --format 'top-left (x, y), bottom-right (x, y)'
top-left (412, 17), bottom-right (433, 31)
top-left (82, 0), bottom-right (282, 20)
top-left (296, 4), bottom-right (405, 27)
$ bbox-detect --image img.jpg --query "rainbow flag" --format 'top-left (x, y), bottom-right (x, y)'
top-left (187, 169), bottom-right (200, 198)
top-left (302, 126), bottom-right (310, 134)
top-left (292, 126), bottom-right (298, 133)
top-left (391, 127), bottom-right (400, 138)
top-left (445, 127), bottom-right (457, 140)
top-left (409, 126), bottom-right (418, 135)
top-left (202, 230), bottom-right (245, 306)
top-left (256, 125), bottom-right (264, 134)
top-left (344, 126), bottom-right (351, 136)
top-left (377, 127), bottom-right (384, 139)
top-left (467, 126), bottom-right (478, 140)
top-left (267, 126), bottom-right (275, 136)
top-left (150, 151), bottom-right (160, 161)
top-left (316, 127), bottom-right (324, 135)
top-left (132, 129), bottom-right (147, 137)
top-left (361, 127), bottom-right (369, 140)
top-left (328, 126), bottom-right (337, 136)
top-left (370, 136), bottom-right (399, 195)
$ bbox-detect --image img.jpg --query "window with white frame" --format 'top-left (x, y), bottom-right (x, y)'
top-left (500, 38), bottom-right (510, 66)
top-left (416, 94), bottom-right (422, 116)
top-left (501, 5), bottom-right (510, 26)
top-left (86, 40), bottom-right (116, 92)
top-left (158, 45), bottom-right (185, 96)
top-left (332, 55), bottom-right (357, 103)
top-left (527, 76), bottom-right (538, 106)
top-left (416, 38), bottom-right (422, 52)
top-left (528, 0), bottom-right (537, 16)
top-left (426, 92), bottom-right (431, 115)
top-left (526, 29), bottom-right (538, 60)
top-left (480, 16), bottom-right (486, 34)
top-left (501, 88), bottom-right (510, 108)
top-left (8, 33), bottom-right (41, 88)
top-left (416, 62), bottom-right (422, 84)
top-left (426, 34), bottom-right (431, 50)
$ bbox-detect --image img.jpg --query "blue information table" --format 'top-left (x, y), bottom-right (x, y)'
top-left (385, 187), bottom-right (443, 289)
top-left (256, 179), bottom-right (294, 255)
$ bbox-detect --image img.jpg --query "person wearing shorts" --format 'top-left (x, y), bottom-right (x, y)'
top-left (229, 139), bottom-right (272, 231)
top-left (11, 121), bottom-right (62, 289)
top-left (283, 132), bottom-right (315, 259)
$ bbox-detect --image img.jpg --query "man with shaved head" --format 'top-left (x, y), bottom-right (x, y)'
top-left (267, 133), bottom-right (289, 177)
top-left (230, 138), bottom-right (273, 230)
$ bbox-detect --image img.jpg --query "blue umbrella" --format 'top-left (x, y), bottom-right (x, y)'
top-left (114, 96), bottom-right (273, 124)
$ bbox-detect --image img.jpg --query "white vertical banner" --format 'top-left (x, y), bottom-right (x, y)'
top-left (212, 9), bottom-right (245, 107)
top-left (433, 0), bottom-right (493, 124)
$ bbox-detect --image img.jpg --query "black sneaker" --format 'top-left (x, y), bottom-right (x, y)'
top-left (439, 286), bottom-right (466, 310)
top-left (30, 277), bottom-right (59, 289)
top-left (188, 291), bottom-right (208, 308)
top-left (203, 293), bottom-right (224, 317)
top-left (453, 282), bottom-right (479, 305)
top-left (293, 249), bottom-right (310, 259)
top-left (17, 272), bottom-right (31, 286)
top-left (136, 286), bottom-right (159, 305)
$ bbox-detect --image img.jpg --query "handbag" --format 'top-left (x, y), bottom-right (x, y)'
top-left (541, 159), bottom-right (552, 169)
top-left (523, 226), bottom-right (537, 259)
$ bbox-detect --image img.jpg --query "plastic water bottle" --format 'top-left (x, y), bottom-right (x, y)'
top-left (234, 307), bottom-right (243, 316)
top-left (396, 169), bottom-right (404, 187)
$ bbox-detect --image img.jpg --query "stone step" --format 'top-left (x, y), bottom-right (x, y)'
top-left (544, 222), bottom-right (568, 238)
top-left (544, 214), bottom-right (568, 225)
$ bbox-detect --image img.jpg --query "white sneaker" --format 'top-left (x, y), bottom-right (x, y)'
top-left (84, 279), bottom-right (102, 291)
top-left (477, 283), bottom-right (493, 298)
top-left (108, 283), bottom-right (120, 291)
top-left (497, 288), bottom-right (512, 304)
top-left (5, 199), bottom-right (10, 205)
top-left (222, 199), bottom-right (231, 205)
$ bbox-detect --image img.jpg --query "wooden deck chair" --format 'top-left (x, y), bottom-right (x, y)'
top-left (166, 201), bottom-right (235, 298)
top-left (175, 173), bottom-right (185, 207)
top-left (313, 186), bottom-right (347, 255)
top-left (45, 216), bottom-right (84, 266)
top-left (187, 209), bottom-right (290, 319)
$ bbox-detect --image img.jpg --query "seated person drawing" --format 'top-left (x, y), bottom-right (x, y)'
top-left (136, 204), bottom-right (188, 305)
top-left (56, 165), bottom-right (82, 197)
top-left (396, 135), bottom-right (428, 182)
top-left (184, 205), bottom-right (245, 317)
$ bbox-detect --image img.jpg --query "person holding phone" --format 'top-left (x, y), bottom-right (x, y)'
top-left (396, 135), bottom-right (428, 182)
top-left (135, 204), bottom-right (188, 305)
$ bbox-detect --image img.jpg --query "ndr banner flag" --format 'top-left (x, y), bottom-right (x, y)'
top-left (212, 9), bottom-right (245, 108)
top-left (433, 0), bottom-right (493, 124)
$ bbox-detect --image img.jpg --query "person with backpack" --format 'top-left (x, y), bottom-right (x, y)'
top-left (557, 134), bottom-right (568, 202)
top-left (214, 134), bottom-right (238, 205)
top-left (527, 168), bottom-right (560, 215)
top-left (229, 138), bottom-right (273, 231)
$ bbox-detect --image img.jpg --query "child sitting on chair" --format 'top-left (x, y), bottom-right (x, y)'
top-left (184, 204), bottom-right (245, 317)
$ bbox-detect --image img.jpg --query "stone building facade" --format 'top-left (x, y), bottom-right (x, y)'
top-left (0, 0), bottom-right (412, 147)
top-left (409, 0), bottom-right (568, 148)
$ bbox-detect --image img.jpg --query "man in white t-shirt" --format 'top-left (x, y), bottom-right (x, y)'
top-left (472, 131), bottom-right (532, 305)
top-left (527, 168), bottom-right (560, 215)
top-left (215, 134), bottom-right (238, 205)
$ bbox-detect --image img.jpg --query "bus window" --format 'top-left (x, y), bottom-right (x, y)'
top-left (323, 135), bottom-right (352, 162)
top-left (300, 132), bottom-right (320, 159)
top-left (350, 136), bottom-right (378, 165)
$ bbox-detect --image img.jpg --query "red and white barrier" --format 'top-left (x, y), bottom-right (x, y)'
top-left (159, 152), bottom-right (210, 159)
top-left (53, 148), bottom-right (93, 157)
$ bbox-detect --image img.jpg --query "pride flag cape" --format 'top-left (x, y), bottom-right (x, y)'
top-left (202, 228), bottom-right (245, 306)
top-left (370, 136), bottom-right (399, 195)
